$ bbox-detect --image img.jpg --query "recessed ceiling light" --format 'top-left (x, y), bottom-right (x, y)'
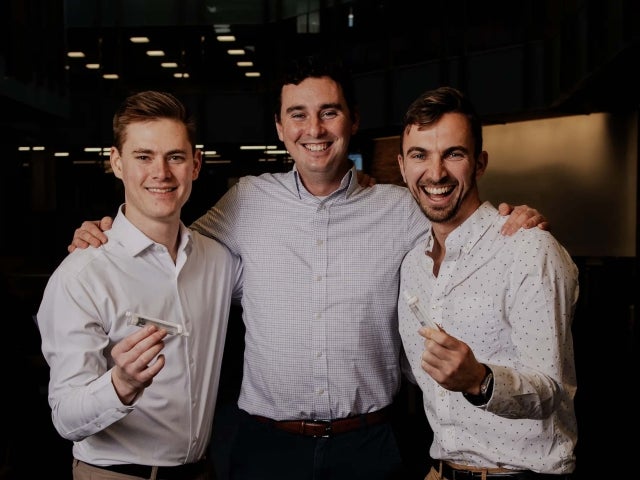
top-left (130, 36), bottom-right (150, 43)
top-left (227, 49), bottom-right (245, 55)
top-left (245, 72), bottom-right (261, 77)
top-left (161, 62), bottom-right (178, 68)
top-left (217, 35), bottom-right (236, 42)
top-left (237, 61), bottom-right (253, 67)
top-left (146, 50), bottom-right (165, 57)
top-left (67, 51), bottom-right (85, 58)
top-left (214, 24), bottom-right (231, 33)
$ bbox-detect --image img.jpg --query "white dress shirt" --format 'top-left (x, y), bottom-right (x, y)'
top-left (399, 202), bottom-right (579, 474)
top-left (37, 206), bottom-right (242, 466)
top-left (191, 165), bottom-right (430, 420)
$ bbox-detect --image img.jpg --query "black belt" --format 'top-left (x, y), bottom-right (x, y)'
top-left (84, 459), bottom-right (208, 479)
top-left (440, 462), bottom-right (572, 480)
top-left (252, 406), bottom-right (391, 437)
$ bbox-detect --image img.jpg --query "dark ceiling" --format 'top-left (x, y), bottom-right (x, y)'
top-left (1, 0), bottom-right (640, 154)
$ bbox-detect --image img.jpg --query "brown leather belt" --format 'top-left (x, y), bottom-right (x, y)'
top-left (252, 406), bottom-right (391, 437)
top-left (439, 461), bottom-right (573, 480)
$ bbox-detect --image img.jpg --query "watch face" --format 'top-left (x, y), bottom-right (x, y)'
top-left (480, 372), bottom-right (493, 396)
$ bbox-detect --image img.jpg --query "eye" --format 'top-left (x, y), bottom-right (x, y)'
top-left (321, 110), bottom-right (338, 119)
top-left (445, 151), bottom-right (465, 161)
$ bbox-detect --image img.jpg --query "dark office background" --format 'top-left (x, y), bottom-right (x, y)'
top-left (1, 1), bottom-right (638, 478)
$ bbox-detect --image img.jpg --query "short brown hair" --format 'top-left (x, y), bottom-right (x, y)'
top-left (400, 86), bottom-right (483, 157)
top-left (112, 90), bottom-right (197, 152)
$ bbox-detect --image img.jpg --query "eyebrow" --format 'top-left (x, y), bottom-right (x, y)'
top-left (284, 102), bottom-right (344, 114)
top-left (443, 145), bottom-right (469, 155)
top-left (406, 146), bottom-right (427, 155)
top-left (130, 148), bottom-right (187, 156)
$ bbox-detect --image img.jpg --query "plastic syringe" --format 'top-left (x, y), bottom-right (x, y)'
top-left (402, 290), bottom-right (442, 330)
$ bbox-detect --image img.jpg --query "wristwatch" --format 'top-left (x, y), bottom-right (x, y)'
top-left (463, 364), bottom-right (493, 406)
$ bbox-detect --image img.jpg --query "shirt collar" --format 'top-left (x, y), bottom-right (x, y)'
top-left (291, 162), bottom-right (359, 200)
top-left (108, 204), bottom-right (192, 257)
top-left (444, 201), bottom-right (497, 255)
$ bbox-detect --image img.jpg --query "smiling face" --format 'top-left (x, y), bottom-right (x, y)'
top-left (110, 118), bottom-right (201, 231)
top-left (398, 112), bottom-right (487, 230)
top-left (275, 76), bottom-right (359, 192)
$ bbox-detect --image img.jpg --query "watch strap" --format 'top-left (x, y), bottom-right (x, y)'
top-left (463, 364), bottom-right (493, 406)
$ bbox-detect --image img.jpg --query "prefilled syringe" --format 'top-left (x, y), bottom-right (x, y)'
top-left (126, 311), bottom-right (187, 336)
top-left (402, 290), bottom-right (442, 330)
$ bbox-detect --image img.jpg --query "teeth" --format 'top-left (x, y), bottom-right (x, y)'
top-left (423, 186), bottom-right (451, 195)
top-left (304, 143), bottom-right (328, 152)
top-left (148, 187), bottom-right (175, 193)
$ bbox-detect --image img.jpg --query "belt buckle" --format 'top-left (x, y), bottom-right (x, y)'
top-left (309, 419), bottom-right (332, 438)
top-left (449, 467), bottom-right (481, 480)
top-left (456, 471), bottom-right (478, 480)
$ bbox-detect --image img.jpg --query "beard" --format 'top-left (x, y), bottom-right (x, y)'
top-left (418, 175), bottom-right (477, 224)
top-left (420, 195), bottom-right (461, 223)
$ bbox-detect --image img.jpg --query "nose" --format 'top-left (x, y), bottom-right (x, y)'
top-left (152, 159), bottom-right (171, 178)
top-left (308, 115), bottom-right (326, 137)
top-left (426, 157), bottom-right (447, 181)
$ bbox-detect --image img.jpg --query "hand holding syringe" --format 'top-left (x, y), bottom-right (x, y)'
top-left (402, 290), bottom-right (443, 331)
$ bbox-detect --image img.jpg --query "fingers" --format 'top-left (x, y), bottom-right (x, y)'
top-left (534, 219), bottom-right (550, 231)
top-left (145, 353), bottom-right (165, 378)
top-left (71, 220), bottom-right (110, 250)
top-left (113, 325), bottom-right (167, 357)
top-left (111, 327), bottom-right (167, 402)
top-left (497, 202), bottom-right (513, 215)
top-left (99, 216), bottom-right (114, 231)
top-left (112, 326), bottom-right (167, 379)
top-left (82, 219), bottom-right (109, 243)
top-left (500, 204), bottom-right (548, 236)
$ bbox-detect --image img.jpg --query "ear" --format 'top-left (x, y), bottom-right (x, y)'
top-left (192, 149), bottom-right (203, 180)
top-left (275, 113), bottom-right (284, 142)
top-left (475, 151), bottom-right (488, 178)
top-left (350, 107), bottom-right (360, 135)
top-left (397, 154), bottom-right (407, 184)
top-left (110, 147), bottom-right (123, 179)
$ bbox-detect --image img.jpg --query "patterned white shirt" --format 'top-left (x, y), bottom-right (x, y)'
top-left (191, 165), bottom-right (430, 420)
top-left (399, 201), bottom-right (579, 474)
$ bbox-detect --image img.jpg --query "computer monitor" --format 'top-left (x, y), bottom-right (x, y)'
top-left (348, 152), bottom-right (363, 170)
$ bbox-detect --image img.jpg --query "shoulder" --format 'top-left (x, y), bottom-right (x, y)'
top-left (190, 230), bottom-right (239, 261)
top-left (507, 227), bottom-right (577, 276)
top-left (355, 182), bottom-right (417, 204)
top-left (55, 244), bottom-right (108, 276)
top-left (236, 171), bottom-right (290, 187)
top-left (225, 171), bottom-right (294, 199)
